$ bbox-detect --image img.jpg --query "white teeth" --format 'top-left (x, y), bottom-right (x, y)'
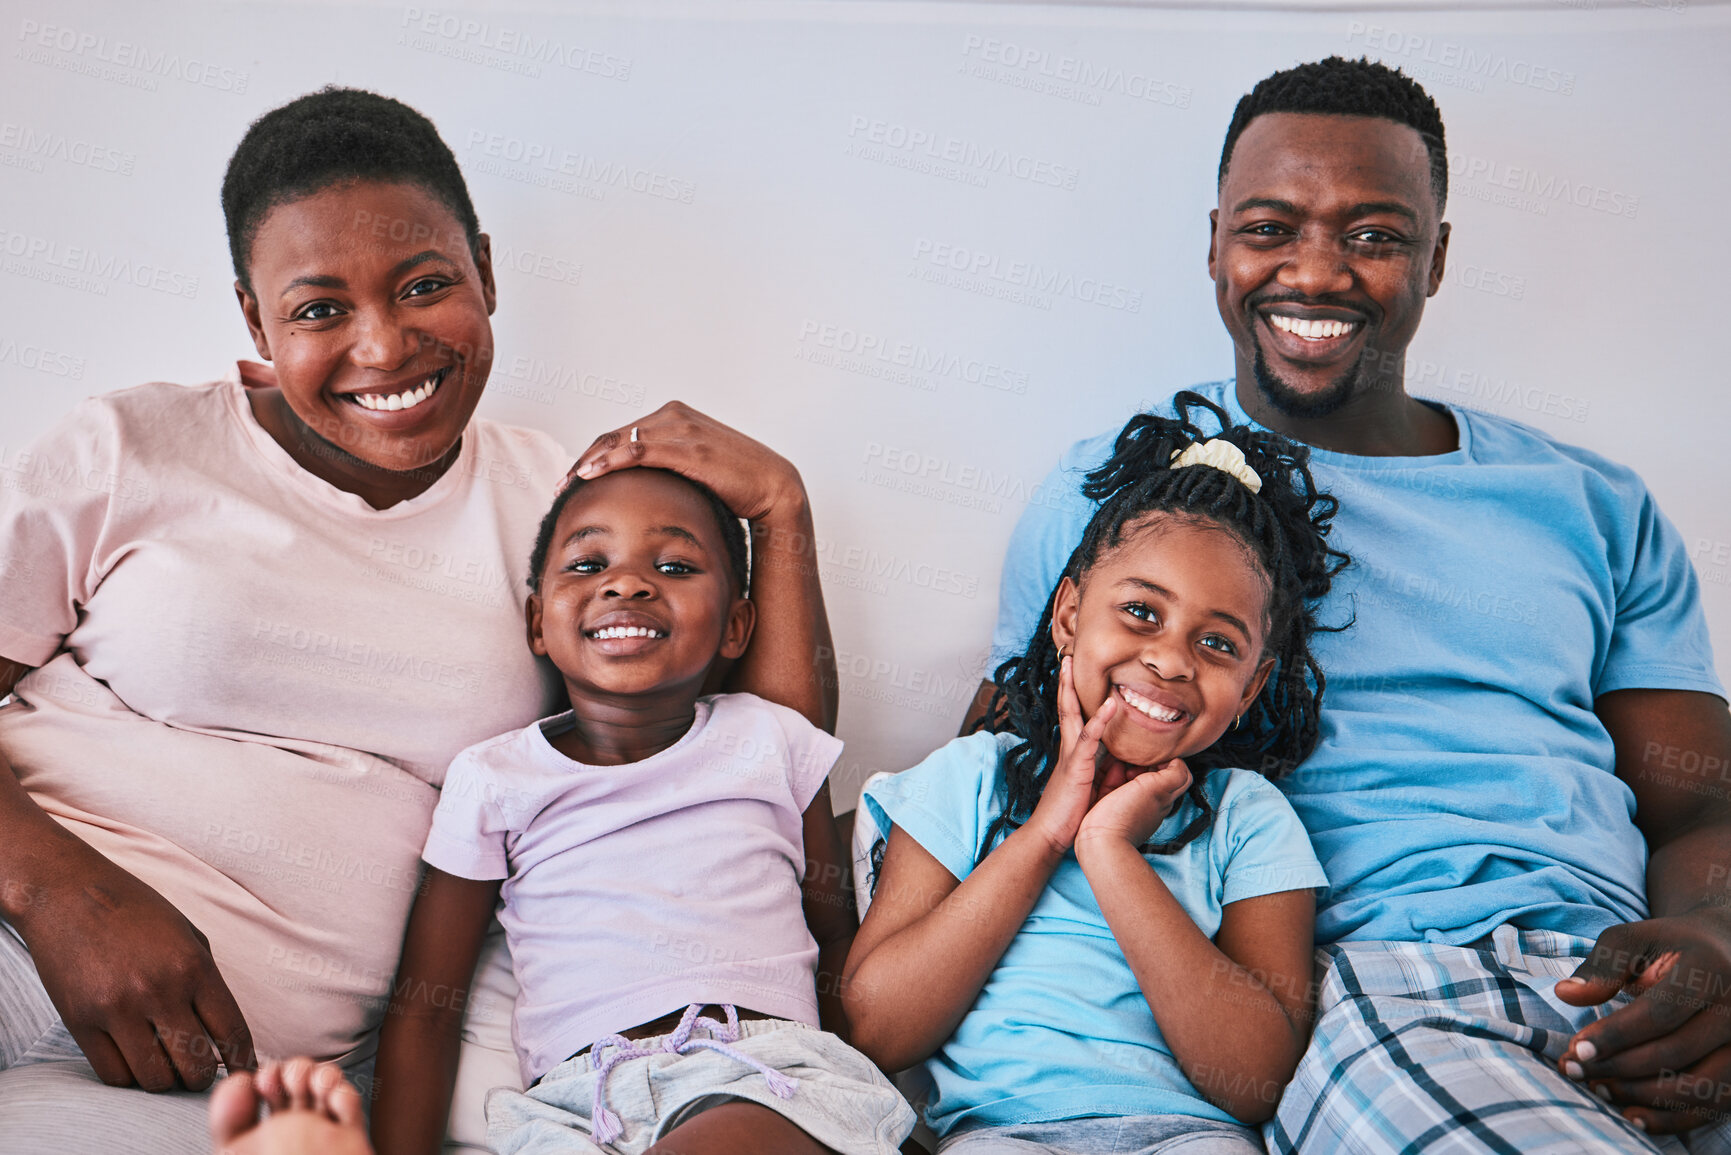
top-left (1118, 686), bottom-right (1183, 723)
top-left (590, 626), bottom-right (666, 640)
top-left (351, 372), bottom-right (443, 412)
top-left (1270, 314), bottom-right (1357, 341)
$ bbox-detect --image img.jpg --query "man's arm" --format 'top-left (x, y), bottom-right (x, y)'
top-left (958, 452), bottom-right (1097, 738)
top-left (958, 680), bottom-right (998, 737)
top-left (1556, 688), bottom-right (1731, 1132)
top-left (1610, 689), bottom-right (1731, 918)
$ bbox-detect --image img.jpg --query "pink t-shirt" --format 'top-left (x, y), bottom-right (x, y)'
top-left (0, 365), bottom-right (570, 1062)
top-left (423, 693), bottom-right (842, 1085)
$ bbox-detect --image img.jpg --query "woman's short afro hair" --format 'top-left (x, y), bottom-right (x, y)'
top-left (221, 86), bottom-right (480, 290)
top-left (1219, 56), bottom-right (1448, 212)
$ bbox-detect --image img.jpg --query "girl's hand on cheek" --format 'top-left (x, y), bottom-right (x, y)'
top-left (1026, 656), bottom-right (1116, 859)
top-left (1093, 756), bottom-right (1137, 797)
top-left (1077, 758), bottom-right (1193, 851)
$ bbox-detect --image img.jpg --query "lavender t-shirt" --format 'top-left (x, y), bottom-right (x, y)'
top-left (423, 692), bottom-right (842, 1084)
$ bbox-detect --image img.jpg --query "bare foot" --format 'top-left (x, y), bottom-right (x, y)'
top-left (209, 1058), bottom-right (371, 1155)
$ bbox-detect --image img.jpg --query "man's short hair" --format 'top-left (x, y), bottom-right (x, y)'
top-left (1218, 56), bottom-right (1448, 212)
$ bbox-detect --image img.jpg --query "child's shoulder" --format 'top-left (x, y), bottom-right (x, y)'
top-left (696, 692), bottom-right (837, 758)
top-left (915, 729), bottom-right (1019, 779)
top-left (696, 693), bottom-right (843, 808)
top-left (1199, 768), bottom-right (1328, 900)
top-left (866, 731), bottom-right (1019, 815)
top-left (861, 731), bottom-right (1021, 881)
top-left (442, 713), bottom-right (563, 781)
top-left (701, 691), bottom-right (820, 733)
top-left (1209, 766), bottom-right (1288, 807)
top-left (1199, 767), bottom-right (1305, 833)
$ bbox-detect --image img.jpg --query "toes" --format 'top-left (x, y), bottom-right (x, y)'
top-left (206, 1070), bottom-right (260, 1149)
top-left (310, 1063), bottom-right (362, 1126)
top-left (280, 1057), bottom-right (318, 1111)
top-left (310, 1062), bottom-right (342, 1098)
top-left (254, 1059), bottom-right (292, 1112)
top-left (327, 1081), bottom-right (366, 1129)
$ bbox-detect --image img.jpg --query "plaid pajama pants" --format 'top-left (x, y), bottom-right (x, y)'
top-left (1266, 925), bottom-right (1731, 1155)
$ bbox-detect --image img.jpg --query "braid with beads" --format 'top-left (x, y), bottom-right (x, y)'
top-left (975, 391), bottom-right (1350, 860)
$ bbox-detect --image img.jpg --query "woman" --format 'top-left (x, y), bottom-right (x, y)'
top-left (0, 87), bottom-right (835, 1152)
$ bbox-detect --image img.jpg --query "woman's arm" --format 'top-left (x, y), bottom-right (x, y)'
top-left (734, 488), bottom-right (834, 730)
top-left (1075, 776), bottom-right (1317, 1125)
top-left (799, 781), bottom-right (857, 1037)
top-left (0, 657), bottom-right (256, 1092)
top-left (568, 402), bottom-right (836, 731)
top-left (371, 867), bottom-right (502, 1155)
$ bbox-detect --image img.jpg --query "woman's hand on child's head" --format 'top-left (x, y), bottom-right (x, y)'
top-left (1027, 655), bottom-right (1119, 859)
top-left (1076, 757), bottom-right (1193, 851)
top-left (569, 401), bottom-right (806, 522)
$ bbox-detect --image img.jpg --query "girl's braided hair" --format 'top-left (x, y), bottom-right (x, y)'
top-left (975, 391), bottom-right (1350, 859)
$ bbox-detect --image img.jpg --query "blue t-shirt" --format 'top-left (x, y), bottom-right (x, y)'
top-left (863, 731), bottom-right (1327, 1136)
top-left (992, 381), bottom-right (1724, 947)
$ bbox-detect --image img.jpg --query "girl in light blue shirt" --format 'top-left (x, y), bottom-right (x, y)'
top-left (844, 394), bottom-right (1345, 1154)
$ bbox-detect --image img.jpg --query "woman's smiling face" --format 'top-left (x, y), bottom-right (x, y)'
top-left (236, 179), bottom-right (497, 476)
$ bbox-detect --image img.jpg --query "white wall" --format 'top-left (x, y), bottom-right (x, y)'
top-left (4, 0), bottom-right (1727, 805)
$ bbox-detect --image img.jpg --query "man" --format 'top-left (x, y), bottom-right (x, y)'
top-left (965, 56), bottom-right (1731, 1152)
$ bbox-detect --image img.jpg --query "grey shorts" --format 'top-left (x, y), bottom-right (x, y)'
top-left (938, 1115), bottom-right (1264, 1155)
top-left (486, 1016), bottom-right (916, 1154)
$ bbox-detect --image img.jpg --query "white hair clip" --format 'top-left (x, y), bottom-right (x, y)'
top-left (1169, 438), bottom-right (1262, 494)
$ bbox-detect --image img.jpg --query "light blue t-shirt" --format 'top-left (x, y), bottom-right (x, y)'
top-left (863, 731), bottom-right (1327, 1136)
top-left (992, 381), bottom-right (1725, 947)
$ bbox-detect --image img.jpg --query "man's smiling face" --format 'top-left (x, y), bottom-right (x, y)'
top-left (1209, 112), bottom-right (1450, 420)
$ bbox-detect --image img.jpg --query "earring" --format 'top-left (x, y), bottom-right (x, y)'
top-left (1233, 714), bottom-right (1243, 730)
top-left (1058, 645), bottom-right (1070, 658)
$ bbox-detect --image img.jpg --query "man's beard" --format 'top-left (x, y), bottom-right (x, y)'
top-left (1251, 336), bottom-right (1363, 421)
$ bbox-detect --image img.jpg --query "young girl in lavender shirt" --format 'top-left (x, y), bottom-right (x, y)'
top-left (368, 466), bottom-right (914, 1155)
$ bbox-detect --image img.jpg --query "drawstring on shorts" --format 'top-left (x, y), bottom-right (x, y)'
top-left (586, 1004), bottom-right (799, 1145)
